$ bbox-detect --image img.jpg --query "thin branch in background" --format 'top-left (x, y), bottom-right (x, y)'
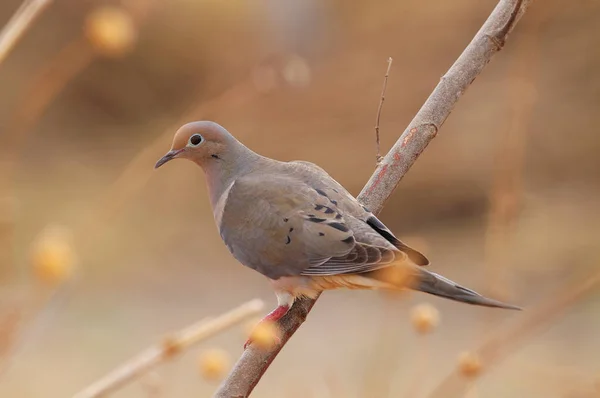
top-left (482, 0), bottom-right (546, 317)
top-left (374, 57), bottom-right (393, 165)
top-left (72, 299), bottom-right (264, 398)
top-left (215, 1), bottom-right (530, 396)
top-left (1, 0), bottom-right (156, 274)
top-left (0, 0), bottom-right (54, 67)
top-left (0, 1), bottom-right (157, 367)
top-left (427, 268), bottom-right (600, 398)
top-left (402, 303), bottom-right (440, 398)
top-left (359, 297), bottom-right (406, 398)
top-left (0, 305), bottom-right (22, 376)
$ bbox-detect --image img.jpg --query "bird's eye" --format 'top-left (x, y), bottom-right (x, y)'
top-left (188, 134), bottom-right (203, 146)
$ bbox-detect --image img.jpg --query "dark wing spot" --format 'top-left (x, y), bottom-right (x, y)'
top-left (285, 236), bottom-right (291, 244)
top-left (324, 207), bottom-right (335, 214)
top-left (283, 218), bottom-right (289, 222)
top-left (308, 217), bottom-right (326, 223)
top-left (330, 200), bottom-right (338, 206)
top-left (332, 189), bottom-right (339, 193)
top-left (315, 188), bottom-right (328, 197)
top-left (211, 154), bottom-right (221, 159)
top-left (319, 232), bottom-right (325, 236)
top-left (314, 204), bottom-right (325, 211)
top-left (362, 205), bottom-right (371, 213)
top-left (328, 222), bottom-right (349, 232)
top-left (341, 236), bottom-right (354, 244)
top-left (289, 227), bottom-right (294, 232)
top-left (335, 213), bottom-right (343, 220)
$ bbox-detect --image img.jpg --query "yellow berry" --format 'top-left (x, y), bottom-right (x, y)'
top-left (458, 351), bottom-right (482, 379)
top-left (30, 226), bottom-right (75, 285)
top-left (85, 6), bottom-right (137, 57)
top-left (410, 303), bottom-right (440, 334)
top-left (248, 320), bottom-right (280, 350)
top-left (198, 348), bottom-right (230, 382)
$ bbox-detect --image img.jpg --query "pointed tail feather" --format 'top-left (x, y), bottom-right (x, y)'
top-left (416, 269), bottom-right (521, 310)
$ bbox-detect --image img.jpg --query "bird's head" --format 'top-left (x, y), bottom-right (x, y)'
top-left (155, 121), bottom-right (233, 169)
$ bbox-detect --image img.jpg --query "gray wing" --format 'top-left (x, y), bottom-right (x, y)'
top-left (219, 173), bottom-right (407, 279)
top-left (288, 160), bottom-right (429, 266)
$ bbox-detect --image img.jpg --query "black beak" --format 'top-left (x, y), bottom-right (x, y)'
top-left (155, 149), bottom-right (182, 169)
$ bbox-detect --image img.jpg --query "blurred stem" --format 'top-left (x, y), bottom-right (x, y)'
top-left (72, 299), bottom-right (264, 398)
top-left (402, 333), bottom-right (430, 398)
top-left (0, 0), bottom-right (54, 67)
top-left (481, 0), bottom-right (547, 330)
top-left (0, 38), bottom-right (94, 279)
top-left (359, 295), bottom-right (404, 398)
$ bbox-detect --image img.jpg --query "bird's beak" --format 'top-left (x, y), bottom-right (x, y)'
top-left (155, 149), bottom-right (183, 169)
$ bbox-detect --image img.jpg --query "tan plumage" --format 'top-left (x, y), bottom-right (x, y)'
top-left (155, 121), bottom-right (520, 337)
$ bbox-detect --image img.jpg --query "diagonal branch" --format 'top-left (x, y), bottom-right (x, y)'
top-left (0, 0), bottom-right (54, 68)
top-left (215, 0), bottom-right (531, 396)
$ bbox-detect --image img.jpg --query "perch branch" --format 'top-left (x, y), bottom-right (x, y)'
top-left (216, 0), bottom-right (530, 396)
top-left (374, 57), bottom-right (393, 164)
top-left (73, 299), bottom-right (264, 398)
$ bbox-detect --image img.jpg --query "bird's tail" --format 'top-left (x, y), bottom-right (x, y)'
top-left (415, 268), bottom-right (521, 310)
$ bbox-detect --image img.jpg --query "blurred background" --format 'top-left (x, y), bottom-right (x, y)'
top-left (0, 0), bottom-right (599, 397)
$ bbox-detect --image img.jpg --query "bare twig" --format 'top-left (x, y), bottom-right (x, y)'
top-left (215, 0), bottom-right (530, 397)
top-left (428, 269), bottom-right (600, 398)
top-left (0, 0), bottom-right (54, 67)
top-left (374, 57), bottom-right (393, 165)
top-left (72, 299), bottom-right (264, 398)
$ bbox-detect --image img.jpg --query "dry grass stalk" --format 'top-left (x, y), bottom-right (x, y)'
top-left (72, 299), bottom-right (264, 398)
top-left (482, 0), bottom-right (547, 317)
top-left (428, 269), bottom-right (600, 398)
top-left (401, 303), bottom-right (440, 398)
top-left (216, 1), bottom-right (531, 396)
top-left (0, 306), bottom-right (22, 376)
top-left (0, 0), bottom-right (54, 67)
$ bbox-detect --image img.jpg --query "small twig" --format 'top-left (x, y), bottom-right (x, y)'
top-left (0, 0), bottom-right (54, 68)
top-left (374, 57), bottom-right (393, 165)
top-left (216, 1), bottom-right (531, 396)
top-left (73, 299), bottom-right (264, 398)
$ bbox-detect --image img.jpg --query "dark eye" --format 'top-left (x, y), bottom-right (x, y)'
top-left (189, 134), bottom-right (203, 146)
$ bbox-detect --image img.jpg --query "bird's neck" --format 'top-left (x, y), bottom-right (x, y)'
top-left (201, 142), bottom-right (265, 209)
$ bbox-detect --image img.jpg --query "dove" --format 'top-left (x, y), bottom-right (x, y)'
top-left (155, 121), bottom-right (520, 345)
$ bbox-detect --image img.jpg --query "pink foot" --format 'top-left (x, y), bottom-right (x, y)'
top-left (244, 305), bottom-right (289, 349)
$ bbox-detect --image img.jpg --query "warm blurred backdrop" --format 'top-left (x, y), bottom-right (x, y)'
top-left (1, 0), bottom-right (599, 397)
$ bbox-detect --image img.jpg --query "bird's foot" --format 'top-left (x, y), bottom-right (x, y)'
top-left (244, 305), bottom-right (289, 350)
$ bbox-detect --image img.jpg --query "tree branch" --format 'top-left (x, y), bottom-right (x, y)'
top-left (215, 0), bottom-right (531, 396)
top-left (0, 0), bottom-right (54, 67)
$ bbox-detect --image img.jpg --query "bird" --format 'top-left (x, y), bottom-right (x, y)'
top-left (155, 121), bottom-right (520, 346)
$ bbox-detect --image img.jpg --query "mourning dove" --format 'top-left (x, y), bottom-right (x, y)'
top-left (155, 121), bottom-right (520, 345)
